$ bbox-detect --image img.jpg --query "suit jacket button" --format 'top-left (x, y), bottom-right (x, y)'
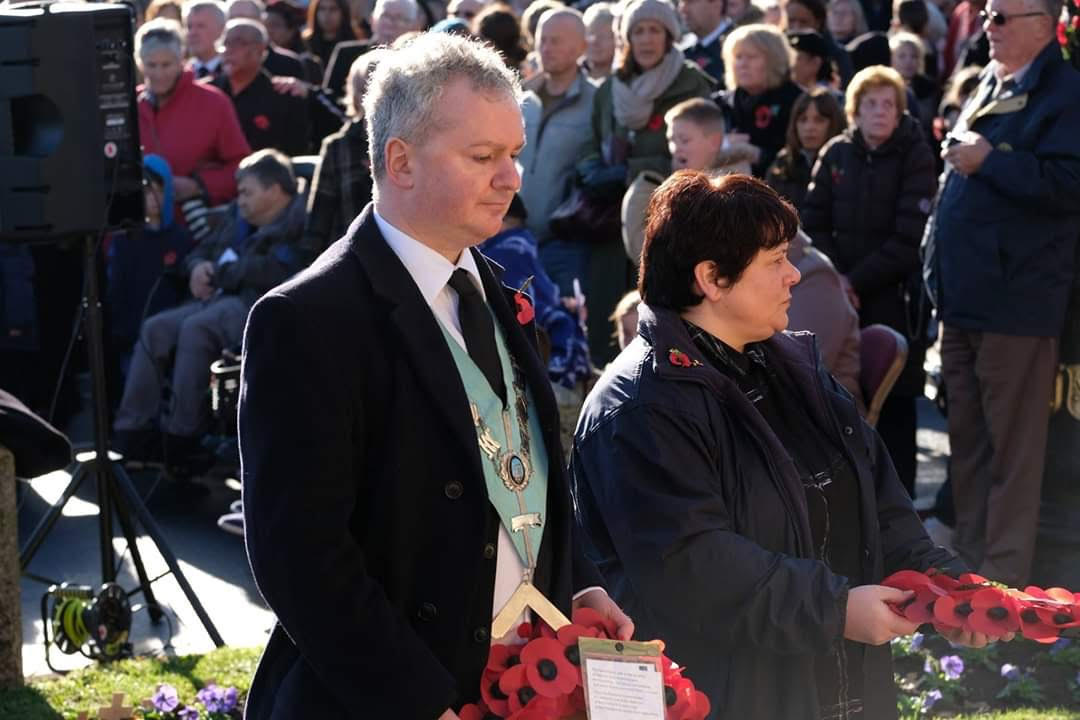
top-left (418, 602), bottom-right (437, 621)
top-left (474, 627), bottom-right (489, 643)
top-left (483, 543), bottom-right (496, 559)
top-left (444, 481), bottom-right (464, 500)
top-left (843, 425), bottom-right (855, 436)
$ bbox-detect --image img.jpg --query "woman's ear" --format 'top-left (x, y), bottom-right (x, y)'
top-left (692, 260), bottom-right (726, 302)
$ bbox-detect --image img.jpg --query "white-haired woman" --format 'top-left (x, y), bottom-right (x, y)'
top-left (135, 18), bottom-right (250, 206)
top-left (715, 23), bottom-right (804, 176)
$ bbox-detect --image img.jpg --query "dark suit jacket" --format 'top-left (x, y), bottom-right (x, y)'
top-left (240, 205), bottom-right (602, 719)
top-left (263, 45), bottom-right (306, 80)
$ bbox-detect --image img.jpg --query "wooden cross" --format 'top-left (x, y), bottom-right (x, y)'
top-left (98, 692), bottom-right (134, 720)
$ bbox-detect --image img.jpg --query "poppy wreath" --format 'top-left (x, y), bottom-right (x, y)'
top-left (882, 569), bottom-right (1080, 643)
top-left (460, 607), bottom-right (711, 720)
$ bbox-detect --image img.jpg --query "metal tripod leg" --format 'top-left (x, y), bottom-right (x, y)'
top-left (107, 463), bottom-right (164, 623)
top-left (20, 462), bottom-right (89, 570)
top-left (109, 463), bottom-right (224, 646)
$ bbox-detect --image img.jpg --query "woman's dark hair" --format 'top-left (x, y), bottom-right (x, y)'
top-left (473, 4), bottom-right (528, 70)
top-left (788, 0), bottom-right (827, 31)
top-left (303, 0), bottom-right (354, 60)
top-left (785, 87), bottom-right (845, 153)
top-left (639, 172), bottom-right (799, 312)
top-left (614, 31), bottom-right (674, 82)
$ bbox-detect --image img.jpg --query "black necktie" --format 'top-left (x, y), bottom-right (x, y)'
top-left (448, 269), bottom-right (506, 404)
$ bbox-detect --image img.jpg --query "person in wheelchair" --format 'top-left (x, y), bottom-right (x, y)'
top-left (113, 149), bottom-right (309, 473)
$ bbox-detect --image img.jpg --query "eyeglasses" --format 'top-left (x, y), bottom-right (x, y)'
top-left (979, 9), bottom-right (1046, 26)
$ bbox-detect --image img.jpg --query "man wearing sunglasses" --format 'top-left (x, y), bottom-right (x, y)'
top-left (922, 0), bottom-right (1080, 589)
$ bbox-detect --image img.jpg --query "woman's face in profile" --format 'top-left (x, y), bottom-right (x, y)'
top-left (712, 242), bottom-right (801, 341)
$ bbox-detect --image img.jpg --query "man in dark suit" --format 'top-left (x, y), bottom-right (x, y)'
top-left (239, 33), bottom-right (632, 720)
top-left (677, 0), bottom-right (730, 87)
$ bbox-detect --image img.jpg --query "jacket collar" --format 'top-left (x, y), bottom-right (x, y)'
top-left (964, 40), bottom-right (1062, 124)
top-left (345, 204), bottom-right (557, 494)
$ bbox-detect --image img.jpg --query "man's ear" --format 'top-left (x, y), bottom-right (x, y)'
top-left (384, 137), bottom-right (415, 189)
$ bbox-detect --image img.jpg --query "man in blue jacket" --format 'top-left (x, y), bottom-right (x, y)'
top-left (922, 0), bottom-right (1080, 588)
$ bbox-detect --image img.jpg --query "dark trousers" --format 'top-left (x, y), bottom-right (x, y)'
top-left (876, 394), bottom-right (917, 498)
top-left (941, 326), bottom-right (1058, 587)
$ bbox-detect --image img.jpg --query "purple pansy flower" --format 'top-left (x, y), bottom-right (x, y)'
top-left (1000, 663), bottom-right (1021, 680)
top-left (221, 686), bottom-right (238, 712)
top-left (178, 708), bottom-right (200, 720)
top-left (1050, 638), bottom-right (1072, 655)
top-left (152, 683), bottom-right (180, 713)
top-left (910, 632), bottom-right (924, 651)
top-left (922, 689), bottom-right (943, 711)
top-left (941, 654), bottom-right (965, 680)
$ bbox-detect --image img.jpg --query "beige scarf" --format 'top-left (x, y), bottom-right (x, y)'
top-left (612, 48), bottom-right (686, 131)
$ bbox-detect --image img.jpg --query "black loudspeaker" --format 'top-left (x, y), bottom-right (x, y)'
top-left (0, 2), bottom-right (143, 241)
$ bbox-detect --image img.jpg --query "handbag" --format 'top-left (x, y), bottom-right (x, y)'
top-left (548, 184), bottom-right (622, 242)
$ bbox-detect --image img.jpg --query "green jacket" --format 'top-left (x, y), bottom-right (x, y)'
top-left (578, 61), bottom-right (714, 189)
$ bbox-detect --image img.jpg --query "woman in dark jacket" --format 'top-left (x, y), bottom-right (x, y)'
top-left (765, 87), bottom-right (845, 209)
top-left (800, 65), bottom-right (937, 498)
top-left (571, 172), bottom-right (978, 720)
top-left (302, 0), bottom-right (356, 69)
top-left (714, 23), bottom-right (805, 176)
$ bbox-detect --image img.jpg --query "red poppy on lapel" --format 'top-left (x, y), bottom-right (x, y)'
top-left (754, 105), bottom-right (773, 128)
top-left (163, 250), bottom-right (178, 267)
top-left (668, 348), bottom-right (702, 368)
top-left (253, 114), bottom-right (270, 130)
top-left (647, 113), bottom-right (664, 131)
top-left (514, 292), bottom-right (534, 325)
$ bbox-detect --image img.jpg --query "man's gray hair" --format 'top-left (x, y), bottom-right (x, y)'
top-left (374, 0), bottom-right (420, 23)
top-left (225, 17), bottom-right (269, 46)
top-left (226, 0), bottom-right (265, 20)
top-left (135, 17), bottom-right (186, 63)
top-left (183, 0), bottom-right (226, 25)
top-left (363, 33), bottom-right (522, 181)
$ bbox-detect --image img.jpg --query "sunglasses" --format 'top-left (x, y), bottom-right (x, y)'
top-left (979, 9), bottom-right (1046, 25)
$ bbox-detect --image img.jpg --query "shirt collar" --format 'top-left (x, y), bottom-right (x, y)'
top-left (994, 57), bottom-right (1033, 86)
top-left (373, 209), bottom-right (486, 306)
top-left (193, 55), bottom-right (222, 72)
top-left (699, 19), bottom-right (732, 48)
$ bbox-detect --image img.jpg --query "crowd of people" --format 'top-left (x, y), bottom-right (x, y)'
top-left (0, 0), bottom-right (1077, 709)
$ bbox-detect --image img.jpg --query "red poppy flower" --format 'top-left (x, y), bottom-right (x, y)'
top-left (514, 292), bottom-right (534, 325)
top-left (486, 643), bottom-right (522, 678)
top-left (967, 588), bottom-right (1021, 637)
top-left (521, 637), bottom-right (579, 697)
top-left (666, 675), bottom-right (711, 720)
top-left (882, 570), bottom-right (934, 592)
top-left (1018, 605), bottom-right (1061, 643)
top-left (458, 701), bottom-right (492, 720)
top-left (500, 664), bottom-right (539, 714)
top-left (754, 105), bottom-right (772, 129)
top-left (571, 607), bottom-right (617, 638)
top-left (900, 583), bottom-right (950, 624)
top-left (647, 114), bottom-right (664, 131)
top-left (481, 647), bottom-right (517, 715)
top-left (569, 686), bottom-right (586, 712)
top-left (253, 114), bottom-right (270, 130)
top-left (1059, 21), bottom-right (1068, 46)
top-left (163, 250), bottom-right (178, 267)
top-left (932, 594), bottom-right (973, 631)
top-left (507, 694), bottom-right (564, 720)
top-left (1071, 14), bottom-right (1080, 29)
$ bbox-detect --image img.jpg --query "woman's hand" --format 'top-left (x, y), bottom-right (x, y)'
top-left (573, 588), bottom-right (635, 641)
top-left (844, 585), bottom-right (921, 645)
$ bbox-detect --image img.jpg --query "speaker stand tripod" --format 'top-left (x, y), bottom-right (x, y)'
top-left (20, 234), bottom-right (223, 649)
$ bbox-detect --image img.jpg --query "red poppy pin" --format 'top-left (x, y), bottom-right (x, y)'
top-left (163, 250), bottom-right (177, 267)
top-left (515, 277), bottom-right (535, 325)
top-left (668, 348), bottom-right (702, 368)
top-left (695, 56), bottom-right (709, 69)
top-left (831, 165), bottom-right (845, 185)
top-left (647, 113), bottom-right (664, 131)
top-left (754, 104), bottom-right (773, 129)
top-left (253, 114), bottom-right (270, 130)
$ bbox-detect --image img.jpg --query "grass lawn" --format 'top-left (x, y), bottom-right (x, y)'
top-left (2, 642), bottom-right (1078, 718)
top-left (0, 646), bottom-right (261, 719)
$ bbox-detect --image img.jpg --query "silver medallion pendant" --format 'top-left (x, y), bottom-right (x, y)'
top-left (501, 452), bottom-right (531, 492)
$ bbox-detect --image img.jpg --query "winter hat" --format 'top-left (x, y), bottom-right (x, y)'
top-left (619, 0), bottom-right (681, 46)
